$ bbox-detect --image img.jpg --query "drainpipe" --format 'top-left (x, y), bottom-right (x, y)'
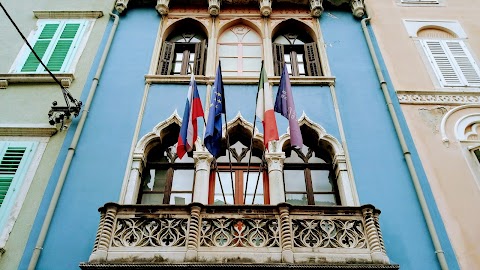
top-left (360, 15), bottom-right (449, 270)
top-left (28, 12), bottom-right (120, 270)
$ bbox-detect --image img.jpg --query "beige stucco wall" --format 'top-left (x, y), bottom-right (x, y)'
top-left (0, 0), bottom-right (115, 269)
top-left (365, 0), bottom-right (480, 269)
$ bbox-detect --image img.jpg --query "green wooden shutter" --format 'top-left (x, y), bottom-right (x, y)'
top-left (21, 23), bottom-right (60, 72)
top-left (0, 147), bottom-right (27, 206)
top-left (46, 23), bottom-right (81, 72)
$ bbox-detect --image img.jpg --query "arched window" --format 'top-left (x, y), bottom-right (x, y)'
top-left (272, 27), bottom-right (322, 76)
top-left (283, 145), bottom-right (339, 206)
top-left (157, 22), bottom-right (207, 75)
top-left (208, 121), bottom-right (267, 205)
top-left (137, 138), bottom-right (195, 205)
top-left (218, 24), bottom-right (262, 76)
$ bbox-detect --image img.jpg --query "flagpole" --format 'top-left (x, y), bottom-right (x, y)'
top-left (223, 110), bottom-right (236, 204)
top-left (244, 61), bottom-right (263, 204)
top-left (251, 151), bottom-right (266, 204)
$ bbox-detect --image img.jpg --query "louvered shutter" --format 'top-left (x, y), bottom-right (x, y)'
top-left (193, 40), bottom-right (206, 75)
top-left (304, 42), bottom-right (322, 76)
top-left (0, 142), bottom-right (35, 214)
top-left (21, 23), bottom-right (60, 72)
top-left (157, 41), bottom-right (175, 75)
top-left (272, 43), bottom-right (285, 76)
top-left (46, 23), bottom-right (82, 72)
top-left (445, 41), bottom-right (480, 86)
top-left (422, 40), bottom-right (463, 86)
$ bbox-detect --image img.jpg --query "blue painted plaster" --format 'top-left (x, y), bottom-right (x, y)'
top-left (140, 84), bottom-right (339, 143)
top-left (20, 9), bottom-right (160, 270)
top-left (320, 11), bottom-right (458, 269)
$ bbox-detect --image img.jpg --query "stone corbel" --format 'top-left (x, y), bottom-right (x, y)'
top-left (259, 0), bottom-right (272, 17)
top-left (208, 0), bottom-right (221, 16)
top-left (0, 80), bottom-right (7, 89)
top-left (156, 0), bottom-right (170, 16)
top-left (309, 0), bottom-right (324, 17)
top-left (115, 0), bottom-right (129, 14)
top-left (350, 0), bottom-right (365, 18)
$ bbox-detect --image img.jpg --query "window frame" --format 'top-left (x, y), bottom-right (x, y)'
top-left (157, 39), bottom-right (207, 76)
top-left (9, 19), bottom-right (93, 74)
top-left (420, 39), bottom-right (480, 87)
top-left (0, 138), bottom-right (45, 251)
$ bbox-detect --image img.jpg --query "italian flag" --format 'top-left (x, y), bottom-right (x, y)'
top-left (256, 63), bottom-right (279, 149)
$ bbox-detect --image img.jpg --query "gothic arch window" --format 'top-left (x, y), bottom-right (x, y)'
top-left (136, 122), bottom-right (195, 205)
top-left (157, 20), bottom-right (207, 75)
top-left (272, 20), bottom-right (322, 76)
top-left (208, 119), bottom-right (267, 205)
top-left (218, 24), bottom-right (262, 77)
top-left (282, 128), bottom-right (340, 206)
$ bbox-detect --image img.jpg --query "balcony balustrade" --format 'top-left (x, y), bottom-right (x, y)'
top-left (81, 203), bottom-right (399, 269)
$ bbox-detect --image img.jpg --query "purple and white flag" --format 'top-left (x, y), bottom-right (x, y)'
top-left (274, 64), bottom-right (303, 149)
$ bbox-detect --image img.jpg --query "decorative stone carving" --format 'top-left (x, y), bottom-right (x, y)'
top-left (112, 218), bottom-right (188, 247)
top-left (292, 218), bottom-right (366, 248)
top-left (115, 0), bottom-right (129, 14)
top-left (200, 218), bottom-right (279, 247)
top-left (398, 92), bottom-right (480, 105)
top-left (350, 0), bottom-right (365, 18)
top-left (309, 0), bottom-right (324, 17)
top-left (208, 0), bottom-right (221, 16)
top-left (259, 0), bottom-right (272, 17)
top-left (156, 0), bottom-right (170, 16)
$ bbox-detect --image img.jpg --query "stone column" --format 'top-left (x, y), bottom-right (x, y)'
top-left (185, 203), bottom-right (203, 261)
top-left (193, 151), bottom-right (213, 204)
top-left (278, 203), bottom-right (294, 263)
top-left (89, 203), bottom-right (118, 262)
top-left (333, 154), bottom-right (356, 206)
top-left (265, 152), bottom-right (286, 205)
top-left (362, 205), bottom-right (390, 264)
top-left (123, 153), bottom-right (144, 204)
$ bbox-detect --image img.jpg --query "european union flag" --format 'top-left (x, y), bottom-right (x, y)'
top-left (204, 62), bottom-right (225, 157)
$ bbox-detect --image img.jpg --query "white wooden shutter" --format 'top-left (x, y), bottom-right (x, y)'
top-left (0, 142), bottom-right (36, 229)
top-left (422, 39), bottom-right (480, 87)
top-left (445, 41), bottom-right (480, 86)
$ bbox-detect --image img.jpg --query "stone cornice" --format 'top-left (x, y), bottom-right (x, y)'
top-left (0, 73), bottom-right (74, 89)
top-left (145, 75), bottom-right (335, 86)
top-left (0, 124), bottom-right (57, 137)
top-left (33, 11), bottom-right (104, 19)
top-left (397, 90), bottom-right (480, 105)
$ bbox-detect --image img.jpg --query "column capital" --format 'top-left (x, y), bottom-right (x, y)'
top-left (193, 151), bottom-right (214, 171)
top-left (208, 0), bottom-right (221, 16)
top-left (259, 0), bottom-right (272, 17)
top-left (265, 152), bottom-right (285, 172)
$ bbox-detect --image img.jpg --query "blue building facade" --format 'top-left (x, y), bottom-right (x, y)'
top-left (20, 1), bottom-right (459, 269)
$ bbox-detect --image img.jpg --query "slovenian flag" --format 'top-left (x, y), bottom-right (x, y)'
top-left (256, 61), bottom-right (279, 149)
top-left (177, 73), bottom-right (204, 159)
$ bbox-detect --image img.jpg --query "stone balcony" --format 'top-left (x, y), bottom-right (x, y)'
top-left (80, 203), bottom-right (399, 269)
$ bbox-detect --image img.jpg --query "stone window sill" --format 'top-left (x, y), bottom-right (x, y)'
top-left (0, 73), bottom-right (75, 89)
top-left (145, 75), bottom-right (335, 86)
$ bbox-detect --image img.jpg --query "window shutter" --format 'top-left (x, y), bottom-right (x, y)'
top-left (46, 23), bottom-right (81, 72)
top-left (422, 40), bottom-right (463, 86)
top-left (194, 40), bottom-right (206, 75)
top-left (272, 43), bottom-right (285, 76)
top-left (21, 23), bottom-right (60, 72)
top-left (157, 41), bottom-right (175, 75)
top-left (445, 41), bottom-right (480, 86)
top-left (304, 42), bottom-right (322, 76)
top-left (0, 142), bottom-right (35, 212)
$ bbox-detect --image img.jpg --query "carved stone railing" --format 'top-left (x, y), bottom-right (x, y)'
top-left (83, 203), bottom-right (398, 269)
